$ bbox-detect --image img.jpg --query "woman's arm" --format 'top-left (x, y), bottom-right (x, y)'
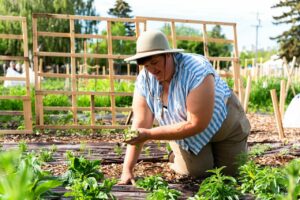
top-left (126, 75), bottom-right (215, 144)
top-left (120, 91), bottom-right (154, 184)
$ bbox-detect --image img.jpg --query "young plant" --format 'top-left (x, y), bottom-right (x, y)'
top-left (63, 154), bottom-right (103, 186)
top-left (79, 142), bottom-right (87, 154)
top-left (136, 175), bottom-right (181, 200)
top-left (189, 166), bottom-right (240, 200)
top-left (144, 146), bottom-right (151, 157)
top-left (123, 129), bottom-right (139, 142)
top-left (65, 177), bottom-right (116, 200)
top-left (238, 161), bottom-right (260, 194)
top-left (113, 143), bottom-right (123, 157)
top-left (253, 166), bottom-right (286, 200)
top-left (38, 148), bottom-right (54, 162)
top-left (0, 150), bottom-right (62, 200)
top-left (249, 144), bottom-right (272, 157)
top-left (239, 161), bottom-right (286, 200)
top-left (18, 140), bottom-right (28, 153)
top-left (146, 187), bottom-right (182, 200)
top-left (136, 175), bottom-right (168, 191)
top-left (279, 159), bottom-right (300, 200)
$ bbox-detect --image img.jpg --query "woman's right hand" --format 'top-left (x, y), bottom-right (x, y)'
top-left (118, 170), bottom-right (136, 185)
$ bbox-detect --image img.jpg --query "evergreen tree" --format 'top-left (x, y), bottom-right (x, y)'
top-left (108, 0), bottom-right (135, 36)
top-left (271, 0), bottom-right (300, 62)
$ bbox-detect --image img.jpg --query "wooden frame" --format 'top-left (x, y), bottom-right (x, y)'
top-left (32, 13), bottom-right (140, 130)
top-left (32, 13), bottom-right (243, 131)
top-left (0, 16), bottom-right (32, 134)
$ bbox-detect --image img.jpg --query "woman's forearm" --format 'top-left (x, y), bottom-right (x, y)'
top-left (122, 143), bottom-right (144, 172)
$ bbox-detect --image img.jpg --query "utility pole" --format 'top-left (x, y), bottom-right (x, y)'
top-left (252, 12), bottom-right (262, 66)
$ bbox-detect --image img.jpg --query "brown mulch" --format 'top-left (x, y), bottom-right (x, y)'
top-left (1, 113), bottom-right (300, 181)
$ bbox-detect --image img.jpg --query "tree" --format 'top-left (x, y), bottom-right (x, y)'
top-left (108, 0), bottom-right (135, 36)
top-left (0, 0), bottom-right (99, 65)
top-left (161, 24), bottom-right (232, 68)
top-left (271, 0), bottom-right (300, 62)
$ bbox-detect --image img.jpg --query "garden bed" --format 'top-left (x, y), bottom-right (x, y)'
top-left (1, 113), bottom-right (300, 199)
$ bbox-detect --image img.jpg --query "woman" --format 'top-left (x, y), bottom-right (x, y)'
top-left (119, 30), bottom-right (250, 185)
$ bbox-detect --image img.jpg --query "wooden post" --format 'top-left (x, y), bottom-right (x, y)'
top-left (170, 21), bottom-right (177, 48)
top-left (22, 18), bottom-right (32, 132)
top-left (238, 78), bottom-right (244, 104)
top-left (32, 16), bottom-right (40, 126)
top-left (232, 24), bottom-right (241, 96)
top-left (127, 63), bottom-right (130, 76)
top-left (23, 99), bottom-right (32, 130)
top-left (279, 80), bottom-right (286, 119)
top-left (70, 18), bottom-right (77, 124)
top-left (102, 66), bottom-right (105, 75)
top-left (90, 95), bottom-right (95, 126)
top-left (270, 89), bottom-right (285, 140)
top-left (202, 24), bottom-right (209, 58)
top-left (107, 21), bottom-right (116, 125)
top-left (243, 75), bottom-right (252, 113)
top-left (283, 57), bottom-right (296, 97)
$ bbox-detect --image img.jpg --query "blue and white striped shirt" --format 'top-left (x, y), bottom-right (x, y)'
top-left (135, 53), bottom-right (231, 155)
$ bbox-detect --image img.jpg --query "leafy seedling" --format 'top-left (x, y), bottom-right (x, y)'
top-left (18, 140), bottom-right (28, 153)
top-left (123, 129), bottom-right (139, 142)
top-left (114, 143), bottom-right (123, 157)
top-left (189, 166), bottom-right (240, 200)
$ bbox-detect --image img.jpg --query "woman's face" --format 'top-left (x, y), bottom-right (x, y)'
top-left (140, 55), bottom-right (166, 82)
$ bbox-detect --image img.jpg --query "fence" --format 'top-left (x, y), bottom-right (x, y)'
top-left (0, 16), bottom-right (32, 134)
top-left (32, 13), bottom-right (243, 131)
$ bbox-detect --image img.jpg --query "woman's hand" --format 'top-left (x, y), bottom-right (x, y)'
top-left (124, 128), bottom-right (151, 145)
top-left (118, 170), bottom-right (136, 185)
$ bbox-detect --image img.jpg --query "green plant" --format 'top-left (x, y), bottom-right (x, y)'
top-left (249, 144), bottom-right (272, 157)
top-left (63, 154), bottom-right (103, 186)
top-left (38, 148), bottom-right (54, 162)
top-left (239, 161), bottom-right (286, 200)
top-left (123, 129), bottom-right (139, 142)
top-left (0, 150), bottom-right (62, 200)
top-left (189, 166), bottom-right (239, 200)
top-left (136, 175), bottom-right (181, 200)
top-left (278, 159), bottom-right (300, 200)
top-left (18, 140), bottom-right (28, 153)
top-left (238, 161), bottom-right (260, 194)
top-left (144, 146), bottom-right (151, 157)
top-left (65, 177), bottom-right (116, 200)
top-left (113, 143), bottom-right (123, 157)
top-left (146, 187), bottom-right (182, 200)
top-left (136, 175), bottom-right (168, 192)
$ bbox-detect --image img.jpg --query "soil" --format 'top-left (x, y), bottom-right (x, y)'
top-left (1, 113), bottom-right (300, 199)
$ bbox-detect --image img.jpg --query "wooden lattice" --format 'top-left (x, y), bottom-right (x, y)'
top-left (32, 13), bottom-right (243, 131)
top-left (0, 16), bottom-right (32, 134)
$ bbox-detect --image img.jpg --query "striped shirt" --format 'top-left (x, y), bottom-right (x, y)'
top-left (135, 53), bottom-right (231, 155)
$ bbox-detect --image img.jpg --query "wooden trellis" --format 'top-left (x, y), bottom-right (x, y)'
top-left (32, 13), bottom-right (142, 130)
top-left (0, 16), bottom-right (32, 134)
top-left (32, 13), bottom-right (243, 131)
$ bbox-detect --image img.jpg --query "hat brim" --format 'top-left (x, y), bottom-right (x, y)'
top-left (124, 49), bottom-right (184, 62)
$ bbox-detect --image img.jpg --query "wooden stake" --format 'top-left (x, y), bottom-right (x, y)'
top-left (270, 89), bottom-right (285, 140)
top-left (90, 95), bottom-right (95, 126)
top-left (243, 75), bottom-right (252, 113)
top-left (279, 80), bottom-right (286, 119)
top-left (107, 21), bottom-right (116, 125)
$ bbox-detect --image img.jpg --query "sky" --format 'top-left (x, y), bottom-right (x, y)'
top-left (94, 0), bottom-right (289, 51)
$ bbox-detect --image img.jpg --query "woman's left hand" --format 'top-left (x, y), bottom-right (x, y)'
top-left (124, 128), bottom-right (151, 145)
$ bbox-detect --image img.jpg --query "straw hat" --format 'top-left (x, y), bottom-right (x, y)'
top-left (124, 30), bottom-right (184, 62)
